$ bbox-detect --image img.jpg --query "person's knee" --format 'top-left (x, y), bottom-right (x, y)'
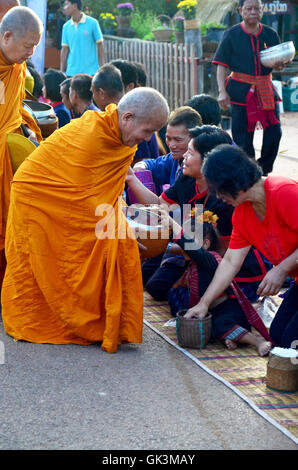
top-left (145, 277), bottom-right (168, 301)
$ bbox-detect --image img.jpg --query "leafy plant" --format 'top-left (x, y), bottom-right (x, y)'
top-left (177, 0), bottom-right (197, 20)
top-left (173, 16), bottom-right (185, 32)
top-left (130, 8), bottom-right (156, 39)
top-left (116, 2), bottom-right (134, 17)
top-left (201, 21), bottom-right (227, 36)
top-left (99, 12), bottom-right (117, 32)
top-left (152, 14), bottom-right (173, 31)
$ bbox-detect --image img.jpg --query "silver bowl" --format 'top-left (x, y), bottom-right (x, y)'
top-left (260, 41), bottom-right (295, 69)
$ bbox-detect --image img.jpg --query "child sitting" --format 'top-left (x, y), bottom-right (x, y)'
top-left (167, 213), bottom-right (273, 356)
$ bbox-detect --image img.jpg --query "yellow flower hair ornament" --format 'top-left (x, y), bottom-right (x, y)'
top-left (190, 208), bottom-right (219, 227)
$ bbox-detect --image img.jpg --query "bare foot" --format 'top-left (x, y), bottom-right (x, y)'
top-left (225, 339), bottom-right (238, 350)
top-left (257, 340), bottom-right (272, 357)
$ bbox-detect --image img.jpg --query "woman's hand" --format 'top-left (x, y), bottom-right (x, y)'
top-left (151, 206), bottom-right (181, 240)
top-left (257, 265), bottom-right (287, 297)
top-left (183, 301), bottom-right (209, 320)
top-left (125, 166), bottom-right (137, 185)
top-left (137, 241), bottom-right (148, 262)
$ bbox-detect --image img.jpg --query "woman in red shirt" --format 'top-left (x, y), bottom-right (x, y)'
top-left (185, 144), bottom-right (298, 350)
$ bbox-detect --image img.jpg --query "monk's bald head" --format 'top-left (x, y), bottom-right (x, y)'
top-left (0, 6), bottom-right (43, 39)
top-left (0, 0), bottom-right (20, 22)
top-left (0, 6), bottom-right (43, 64)
top-left (117, 87), bottom-right (169, 147)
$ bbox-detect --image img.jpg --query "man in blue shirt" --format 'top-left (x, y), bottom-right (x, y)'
top-left (60, 0), bottom-right (105, 77)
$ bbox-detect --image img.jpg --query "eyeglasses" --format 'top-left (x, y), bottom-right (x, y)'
top-left (242, 6), bottom-right (263, 13)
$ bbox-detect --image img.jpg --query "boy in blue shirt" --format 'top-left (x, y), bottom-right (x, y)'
top-left (60, 0), bottom-right (105, 77)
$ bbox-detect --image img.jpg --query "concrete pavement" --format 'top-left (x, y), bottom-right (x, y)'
top-left (0, 323), bottom-right (297, 450)
top-left (255, 111), bottom-right (298, 180)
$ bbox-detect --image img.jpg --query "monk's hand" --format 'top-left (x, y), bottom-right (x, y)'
top-left (218, 90), bottom-right (230, 109)
top-left (256, 265), bottom-right (287, 297)
top-left (183, 301), bottom-right (209, 320)
top-left (24, 126), bottom-right (38, 143)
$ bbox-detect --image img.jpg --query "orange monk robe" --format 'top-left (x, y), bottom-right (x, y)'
top-left (2, 105), bottom-right (144, 353)
top-left (0, 50), bottom-right (42, 256)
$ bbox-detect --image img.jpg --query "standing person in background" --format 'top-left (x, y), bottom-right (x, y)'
top-left (60, 0), bottom-right (105, 77)
top-left (0, 6), bottom-right (43, 286)
top-left (212, 0), bottom-right (292, 176)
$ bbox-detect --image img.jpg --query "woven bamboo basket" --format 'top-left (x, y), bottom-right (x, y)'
top-left (266, 351), bottom-right (298, 392)
top-left (176, 310), bottom-right (212, 349)
top-left (152, 15), bottom-right (174, 42)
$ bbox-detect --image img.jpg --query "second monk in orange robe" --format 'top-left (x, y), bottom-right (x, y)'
top-left (0, 6), bottom-right (43, 282)
top-left (2, 88), bottom-right (169, 353)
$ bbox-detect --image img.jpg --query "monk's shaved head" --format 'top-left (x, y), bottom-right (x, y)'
top-left (0, 6), bottom-right (43, 38)
top-left (117, 87), bottom-right (169, 147)
top-left (0, 6), bottom-right (42, 64)
top-left (118, 87), bottom-right (169, 123)
top-left (0, 0), bottom-right (20, 22)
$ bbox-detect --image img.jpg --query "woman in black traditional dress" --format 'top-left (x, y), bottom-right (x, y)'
top-left (213, 0), bottom-right (292, 176)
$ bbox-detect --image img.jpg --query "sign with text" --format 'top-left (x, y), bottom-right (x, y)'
top-left (263, 1), bottom-right (292, 15)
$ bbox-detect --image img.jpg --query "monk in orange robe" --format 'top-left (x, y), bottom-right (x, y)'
top-left (0, 6), bottom-right (43, 283)
top-left (1, 87), bottom-right (169, 353)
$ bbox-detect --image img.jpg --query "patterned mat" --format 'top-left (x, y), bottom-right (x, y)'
top-left (143, 291), bottom-right (298, 444)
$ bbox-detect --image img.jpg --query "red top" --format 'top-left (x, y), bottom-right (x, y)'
top-left (229, 176), bottom-right (298, 281)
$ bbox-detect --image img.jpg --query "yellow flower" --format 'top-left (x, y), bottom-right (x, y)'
top-left (194, 209), bottom-right (218, 227)
top-left (177, 0), bottom-right (197, 19)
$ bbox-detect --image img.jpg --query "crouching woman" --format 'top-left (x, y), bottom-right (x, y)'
top-left (184, 144), bottom-right (298, 350)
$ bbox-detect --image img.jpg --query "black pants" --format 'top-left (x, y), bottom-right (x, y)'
top-left (142, 254), bottom-right (187, 301)
top-left (231, 103), bottom-right (282, 175)
top-left (269, 283), bottom-right (298, 348)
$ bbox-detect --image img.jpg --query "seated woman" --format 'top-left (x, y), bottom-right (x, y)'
top-left (167, 217), bottom-right (272, 356)
top-left (184, 144), bottom-right (298, 349)
top-left (43, 68), bottom-right (72, 128)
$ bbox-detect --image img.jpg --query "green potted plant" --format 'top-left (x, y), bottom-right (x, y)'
top-left (99, 12), bottom-right (117, 35)
top-left (173, 16), bottom-right (185, 43)
top-left (152, 15), bottom-right (174, 42)
top-left (177, 0), bottom-right (199, 30)
top-left (116, 2), bottom-right (135, 37)
top-left (205, 21), bottom-right (226, 42)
